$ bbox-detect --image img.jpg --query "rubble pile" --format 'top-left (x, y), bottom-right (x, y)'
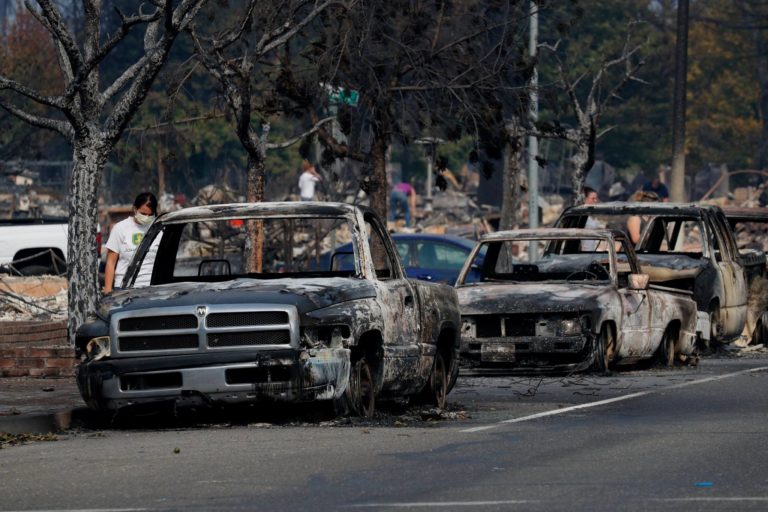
top-left (0, 276), bottom-right (67, 322)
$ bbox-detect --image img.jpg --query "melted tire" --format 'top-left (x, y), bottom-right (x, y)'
top-left (591, 325), bottom-right (614, 375)
top-left (334, 357), bottom-right (375, 418)
top-left (415, 352), bottom-right (448, 409)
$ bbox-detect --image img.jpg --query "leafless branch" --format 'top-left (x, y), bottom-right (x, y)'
top-left (0, 77), bottom-right (65, 109)
top-left (266, 116), bottom-right (336, 149)
top-left (0, 100), bottom-right (72, 139)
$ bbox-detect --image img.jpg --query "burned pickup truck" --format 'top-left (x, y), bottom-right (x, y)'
top-left (456, 229), bottom-right (699, 372)
top-left (76, 202), bottom-right (460, 416)
top-left (558, 203), bottom-right (749, 345)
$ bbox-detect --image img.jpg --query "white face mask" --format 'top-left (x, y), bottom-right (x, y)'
top-left (134, 211), bottom-right (155, 226)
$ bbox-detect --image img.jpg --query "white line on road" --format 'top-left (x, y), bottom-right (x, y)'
top-left (460, 365), bottom-right (768, 433)
top-left (2, 509), bottom-right (148, 512)
top-left (653, 497), bottom-right (768, 502)
top-left (347, 500), bottom-right (534, 508)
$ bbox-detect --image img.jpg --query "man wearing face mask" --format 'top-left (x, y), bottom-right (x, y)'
top-left (103, 192), bottom-right (159, 294)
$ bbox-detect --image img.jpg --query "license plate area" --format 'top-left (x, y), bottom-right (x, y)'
top-left (481, 342), bottom-right (515, 362)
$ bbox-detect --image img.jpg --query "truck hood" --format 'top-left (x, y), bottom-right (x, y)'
top-left (101, 278), bottom-right (377, 316)
top-left (458, 282), bottom-right (612, 315)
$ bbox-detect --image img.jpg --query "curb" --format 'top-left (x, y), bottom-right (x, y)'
top-left (0, 407), bottom-right (90, 435)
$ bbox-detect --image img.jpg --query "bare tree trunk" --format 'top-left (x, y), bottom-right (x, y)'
top-left (368, 133), bottom-right (389, 223)
top-left (67, 138), bottom-right (109, 343)
top-left (245, 153), bottom-right (265, 273)
top-left (570, 120), bottom-right (596, 206)
top-left (500, 124), bottom-right (523, 232)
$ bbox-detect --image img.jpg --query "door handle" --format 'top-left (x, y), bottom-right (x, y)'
top-left (404, 295), bottom-right (414, 307)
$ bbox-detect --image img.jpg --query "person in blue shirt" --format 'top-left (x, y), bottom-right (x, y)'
top-left (642, 177), bottom-right (669, 201)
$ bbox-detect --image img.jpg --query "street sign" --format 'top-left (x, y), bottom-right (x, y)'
top-left (327, 86), bottom-right (359, 107)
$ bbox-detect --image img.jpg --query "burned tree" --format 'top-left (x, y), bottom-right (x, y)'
top-left (289, 1), bottom-right (531, 222)
top-left (0, 0), bottom-right (207, 341)
top-left (188, 0), bottom-right (339, 272)
top-left (539, 26), bottom-right (647, 204)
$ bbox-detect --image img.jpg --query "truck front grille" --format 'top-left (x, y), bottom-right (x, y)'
top-left (476, 315), bottom-right (536, 338)
top-left (207, 311), bottom-right (289, 328)
top-left (111, 304), bottom-right (299, 356)
top-left (120, 315), bottom-right (197, 332)
top-left (119, 334), bottom-right (199, 352)
top-left (207, 330), bottom-right (290, 347)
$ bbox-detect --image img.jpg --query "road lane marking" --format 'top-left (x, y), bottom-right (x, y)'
top-left (347, 500), bottom-right (534, 508)
top-left (3, 509), bottom-right (148, 512)
top-left (653, 497), bottom-right (768, 502)
top-left (460, 365), bottom-right (768, 433)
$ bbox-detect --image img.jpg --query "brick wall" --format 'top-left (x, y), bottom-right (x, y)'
top-left (0, 320), bottom-right (75, 378)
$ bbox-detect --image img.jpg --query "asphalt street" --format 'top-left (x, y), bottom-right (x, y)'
top-left (1, 355), bottom-right (767, 512)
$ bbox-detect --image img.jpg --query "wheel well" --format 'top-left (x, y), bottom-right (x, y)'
top-left (665, 320), bottom-right (681, 337)
top-left (436, 327), bottom-right (457, 364)
top-left (355, 330), bottom-right (384, 386)
top-left (599, 320), bottom-right (616, 337)
top-left (13, 248), bottom-right (65, 272)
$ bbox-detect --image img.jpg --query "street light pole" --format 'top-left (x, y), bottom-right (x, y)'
top-left (528, 0), bottom-right (539, 259)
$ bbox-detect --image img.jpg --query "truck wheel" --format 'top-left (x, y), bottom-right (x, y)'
top-left (417, 352), bottom-right (448, 409)
top-left (335, 357), bottom-right (375, 418)
top-left (656, 327), bottom-right (676, 367)
top-left (592, 325), bottom-right (614, 374)
top-left (709, 305), bottom-right (721, 347)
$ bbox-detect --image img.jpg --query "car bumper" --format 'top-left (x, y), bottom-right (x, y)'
top-left (460, 334), bottom-right (594, 372)
top-left (77, 348), bottom-right (351, 411)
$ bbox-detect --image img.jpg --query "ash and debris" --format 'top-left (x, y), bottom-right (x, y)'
top-left (0, 276), bottom-right (67, 322)
top-left (0, 432), bottom-right (59, 449)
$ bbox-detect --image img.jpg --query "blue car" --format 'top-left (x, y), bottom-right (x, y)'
top-left (322, 233), bottom-right (485, 284)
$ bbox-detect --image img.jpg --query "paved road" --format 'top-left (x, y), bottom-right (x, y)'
top-left (2, 355), bottom-right (768, 511)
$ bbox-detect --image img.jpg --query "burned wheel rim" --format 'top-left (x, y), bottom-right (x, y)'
top-left (432, 352), bottom-right (448, 409)
top-left (660, 329), bottom-right (675, 367)
top-left (594, 325), bottom-right (614, 373)
top-left (350, 358), bottom-right (375, 418)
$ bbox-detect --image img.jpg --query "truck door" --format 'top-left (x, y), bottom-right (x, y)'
top-left (709, 211), bottom-right (747, 338)
top-left (362, 214), bottom-right (423, 393)
top-left (616, 238), bottom-right (656, 358)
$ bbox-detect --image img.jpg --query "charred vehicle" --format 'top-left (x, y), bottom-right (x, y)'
top-left (723, 207), bottom-right (768, 344)
top-left (456, 229), bottom-right (699, 372)
top-left (76, 202), bottom-right (461, 416)
top-left (558, 203), bottom-right (749, 344)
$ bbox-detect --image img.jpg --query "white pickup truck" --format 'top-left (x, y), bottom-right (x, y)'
top-left (0, 217), bottom-right (68, 275)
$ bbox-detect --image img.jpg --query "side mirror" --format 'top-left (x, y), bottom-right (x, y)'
top-left (627, 273), bottom-right (650, 290)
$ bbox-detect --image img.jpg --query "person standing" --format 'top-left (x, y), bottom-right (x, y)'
top-left (389, 181), bottom-right (417, 227)
top-left (298, 160), bottom-right (322, 201)
top-left (582, 187), bottom-right (601, 251)
top-left (642, 176), bottom-right (669, 202)
top-left (103, 192), bottom-right (159, 294)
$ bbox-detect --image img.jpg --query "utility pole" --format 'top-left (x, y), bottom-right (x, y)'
top-left (670, 0), bottom-right (689, 202)
top-left (528, 0), bottom-right (539, 259)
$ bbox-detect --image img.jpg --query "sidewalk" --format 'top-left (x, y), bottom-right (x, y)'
top-left (0, 376), bottom-right (86, 434)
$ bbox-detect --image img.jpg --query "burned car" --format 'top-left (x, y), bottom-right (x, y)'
top-left (76, 202), bottom-right (460, 416)
top-left (558, 203), bottom-right (749, 344)
top-left (456, 229), bottom-right (699, 372)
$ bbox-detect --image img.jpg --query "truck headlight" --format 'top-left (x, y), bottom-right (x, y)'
top-left (86, 336), bottom-right (111, 361)
top-left (558, 319), bottom-right (582, 336)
